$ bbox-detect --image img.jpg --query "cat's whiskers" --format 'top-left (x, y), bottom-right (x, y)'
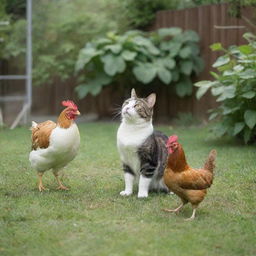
top-left (111, 106), bottom-right (122, 121)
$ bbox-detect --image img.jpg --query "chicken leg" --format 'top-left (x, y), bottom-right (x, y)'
top-left (185, 205), bottom-right (197, 221)
top-left (53, 171), bottom-right (69, 190)
top-left (163, 203), bottom-right (185, 214)
top-left (38, 172), bottom-right (47, 192)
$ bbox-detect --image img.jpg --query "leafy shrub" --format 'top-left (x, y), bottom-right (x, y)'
top-left (121, 0), bottom-right (180, 28)
top-left (194, 32), bottom-right (256, 144)
top-left (1, 0), bottom-right (128, 86)
top-left (75, 28), bottom-right (204, 98)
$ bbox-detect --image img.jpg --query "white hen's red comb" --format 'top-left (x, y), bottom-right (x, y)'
top-left (62, 100), bottom-right (78, 110)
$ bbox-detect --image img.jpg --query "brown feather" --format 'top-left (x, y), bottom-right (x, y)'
top-left (57, 109), bottom-right (73, 128)
top-left (204, 149), bottom-right (217, 173)
top-left (31, 120), bottom-right (56, 150)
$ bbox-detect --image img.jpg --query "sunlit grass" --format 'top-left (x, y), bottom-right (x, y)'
top-left (0, 122), bottom-right (255, 256)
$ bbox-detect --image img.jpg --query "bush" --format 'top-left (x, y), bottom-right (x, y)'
top-left (1, 0), bottom-right (128, 86)
top-left (194, 32), bottom-right (256, 144)
top-left (75, 28), bottom-right (204, 98)
top-left (121, 0), bottom-right (180, 29)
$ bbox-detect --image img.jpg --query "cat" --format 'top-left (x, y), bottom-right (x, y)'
top-left (117, 88), bottom-right (169, 198)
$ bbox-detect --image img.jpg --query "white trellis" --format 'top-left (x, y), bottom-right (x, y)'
top-left (0, 0), bottom-right (32, 129)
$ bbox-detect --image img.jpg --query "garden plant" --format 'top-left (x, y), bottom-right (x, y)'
top-left (195, 32), bottom-right (256, 144)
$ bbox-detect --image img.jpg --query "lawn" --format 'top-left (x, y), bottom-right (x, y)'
top-left (0, 122), bottom-right (255, 256)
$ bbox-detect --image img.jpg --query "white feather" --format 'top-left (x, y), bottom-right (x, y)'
top-left (29, 123), bottom-right (80, 172)
top-left (30, 121), bottom-right (38, 130)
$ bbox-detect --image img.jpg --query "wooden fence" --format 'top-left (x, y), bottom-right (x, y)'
top-left (1, 3), bottom-right (256, 123)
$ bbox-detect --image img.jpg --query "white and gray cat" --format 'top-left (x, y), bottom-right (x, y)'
top-left (117, 88), bottom-right (169, 198)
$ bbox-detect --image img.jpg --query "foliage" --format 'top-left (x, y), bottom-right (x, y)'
top-left (0, 1), bottom-right (11, 57)
top-left (195, 32), bottom-right (256, 144)
top-left (75, 28), bottom-right (204, 98)
top-left (5, 0), bottom-right (26, 20)
top-left (1, 0), bottom-right (128, 86)
top-left (121, 0), bottom-right (180, 28)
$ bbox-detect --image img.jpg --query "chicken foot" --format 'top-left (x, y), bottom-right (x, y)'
top-left (38, 172), bottom-right (47, 192)
top-left (53, 172), bottom-right (69, 190)
top-left (185, 206), bottom-right (197, 221)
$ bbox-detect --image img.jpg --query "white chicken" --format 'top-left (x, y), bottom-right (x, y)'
top-left (29, 100), bottom-right (80, 191)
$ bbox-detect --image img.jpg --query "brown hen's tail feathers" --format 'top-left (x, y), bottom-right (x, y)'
top-left (204, 149), bottom-right (217, 173)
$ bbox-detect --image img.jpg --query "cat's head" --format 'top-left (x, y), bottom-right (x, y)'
top-left (121, 88), bottom-right (156, 123)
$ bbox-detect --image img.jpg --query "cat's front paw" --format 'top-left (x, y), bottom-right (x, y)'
top-left (137, 192), bottom-right (148, 198)
top-left (120, 190), bottom-right (132, 196)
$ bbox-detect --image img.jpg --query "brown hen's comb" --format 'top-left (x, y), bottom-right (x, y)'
top-left (62, 100), bottom-right (78, 110)
top-left (167, 135), bottom-right (178, 144)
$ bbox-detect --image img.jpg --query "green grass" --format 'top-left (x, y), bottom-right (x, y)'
top-left (0, 122), bottom-right (255, 256)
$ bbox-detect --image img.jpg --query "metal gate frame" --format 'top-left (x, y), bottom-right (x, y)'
top-left (0, 0), bottom-right (32, 129)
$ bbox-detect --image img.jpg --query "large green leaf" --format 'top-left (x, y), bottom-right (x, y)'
top-left (211, 86), bottom-right (224, 96)
top-left (212, 55), bottom-right (230, 68)
top-left (194, 80), bottom-right (213, 87)
top-left (75, 47), bottom-right (100, 72)
top-left (233, 122), bottom-right (245, 135)
top-left (210, 43), bottom-right (223, 51)
top-left (238, 45), bottom-right (253, 55)
top-left (158, 27), bottom-right (182, 38)
top-left (196, 85), bottom-right (210, 99)
top-left (95, 38), bottom-right (112, 47)
top-left (244, 110), bottom-right (256, 129)
top-left (101, 54), bottom-right (126, 76)
top-left (157, 67), bottom-right (172, 84)
top-left (104, 44), bottom-right (122, 54)
top-left (166, 42), bottom-right (182, 57)
top-left (216, 85), bottom-right (236, 102)
top-left (133, 63), bottom-right (157, 84)
top-left (133, 36), bottom-right (160, 55)
top-left (195, 81), bottom-right (220, 99)
top-left (76, 83), bottom-right (103, 98)
top-left (233, 64), bottom-right (244, 72)
top-left (209, 112), bottom-right (218, 121)
top-left (163, 58), bottom-right (175, 69)
top-left (188, 43), bottom-right (200, 55)
top-left (180, 60), bottom-right (193, 75)
top-left (183, 30), bottom-right (200, 42)
top-left (176, 78), bottom-right (193, 97)
top-left (179, 46), bottom-right (191, 58)
top-left (239, 69), bottom-right (256, 79)
top-left (121, 50), bottom-right (137, 61)
top-left (242, 91), bottom-right (256, 99)
top-left (75, 73), bottom-right (112, 98)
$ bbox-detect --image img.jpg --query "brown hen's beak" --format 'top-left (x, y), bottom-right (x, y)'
top-left (76, 110), bottom-right (81, 116)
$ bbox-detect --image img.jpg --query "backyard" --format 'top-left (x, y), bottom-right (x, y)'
top-left (0, 122), bottom-right (255, 256)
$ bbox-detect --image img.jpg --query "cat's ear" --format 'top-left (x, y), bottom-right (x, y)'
top-left (146, 93), bottom-right (156, 108)
top-left (131, 88), bottom-right (137, 98)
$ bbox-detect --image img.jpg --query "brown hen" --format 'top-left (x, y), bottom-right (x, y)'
top-left (163, 135), bottom-right (216, 220)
